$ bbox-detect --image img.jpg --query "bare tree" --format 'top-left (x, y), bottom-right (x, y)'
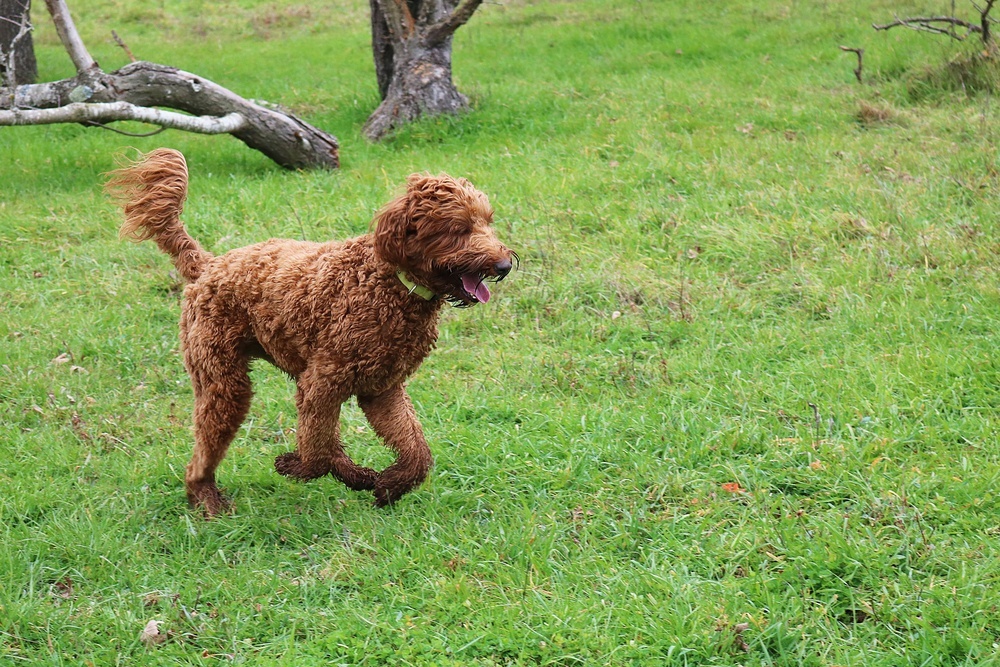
top-left (874, 0), bottom-right (997, 48)
top-left (0, 0), bottom-right (36, 85)
top-left (364, 0), bottom-right (485, 141)
top-left (0, 0), bottom-right (339, 169)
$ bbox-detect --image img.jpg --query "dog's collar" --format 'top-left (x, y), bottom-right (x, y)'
top-left (396, 270), bottom-right (436, 301)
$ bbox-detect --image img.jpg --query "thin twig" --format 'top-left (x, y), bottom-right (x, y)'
top-left (839, 45), bottom-right (864, 83)
top-left (0, 14), bottom-right (28, 27)
top-left (111, 30), bottom-right (136, 63)
top-left (83, 121), bottom-right (165, 137)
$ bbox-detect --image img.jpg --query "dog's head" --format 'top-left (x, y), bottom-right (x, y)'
top-left (373, 174), bottom-right (516, 306)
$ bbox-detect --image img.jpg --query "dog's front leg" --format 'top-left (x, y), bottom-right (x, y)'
top-left (358, 384), bottom-right (434, 507)
top-left (274, 371), bottom-right (377, 491)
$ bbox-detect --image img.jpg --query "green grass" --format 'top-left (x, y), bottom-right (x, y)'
top-left (4, 0), bottom-right (1000, 664)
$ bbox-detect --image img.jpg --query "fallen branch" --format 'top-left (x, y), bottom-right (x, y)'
top-left (873, 15), bottom-right (981, 40)
top-left (0, 0), bottom-right (339, 169)
top-left (839, 45), bottom-right (864, 83)
top-left (0, 101), bottom-right (246, 133)
top-left (873, 0), bottom-right (997, 45)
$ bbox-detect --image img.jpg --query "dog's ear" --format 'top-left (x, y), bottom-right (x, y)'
top-left (373, 189), bottom-right (412, 267)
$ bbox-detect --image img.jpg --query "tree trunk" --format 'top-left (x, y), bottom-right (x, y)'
top-left (364, 38), bottom-right (468, 141)
top-left (363, 0), bottom-right (484, 141)
top-left (369, 0), bottom-right (394, 100)
top-left (0, 0), bottom-right (37, 85)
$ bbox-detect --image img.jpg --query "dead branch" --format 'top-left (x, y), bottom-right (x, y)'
top-left (43, 0), bottom-right (96, 72)
top-left (111, 30), bottom-right (135, 63)
top-left (0, 1), bottom-right (339, 168)
top-left (0, 101), bottom-right (246, 133)
top-left (873, 15), bottom-right (981, 40)
top-left (874, 0), bottom-right (997, 46)
top-left (839, 45), bottom-right (864, 83)
top-left (977, 0), bottom-right (997, 44)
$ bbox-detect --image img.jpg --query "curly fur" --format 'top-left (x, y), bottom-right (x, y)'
top-left (107, 148), bottom-right (514, 515)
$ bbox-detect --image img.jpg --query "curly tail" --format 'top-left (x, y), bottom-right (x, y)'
top-left (106, 148), bottom-right (212, 282)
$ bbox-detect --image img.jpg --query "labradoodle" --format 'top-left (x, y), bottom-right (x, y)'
top-left (107, 148), bottom-right (515, 515)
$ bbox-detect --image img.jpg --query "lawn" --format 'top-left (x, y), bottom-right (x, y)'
top-left (3, 0), bottom-right (1000, 664)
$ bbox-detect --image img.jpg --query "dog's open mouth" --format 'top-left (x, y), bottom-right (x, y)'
top-left (459, 272), bottom-right (491, 304)
top-left (448, 254), bottom-right (516, 306)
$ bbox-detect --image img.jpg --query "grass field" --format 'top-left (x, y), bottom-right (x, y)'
top-left (4, 0), bottom-right (1000, 664)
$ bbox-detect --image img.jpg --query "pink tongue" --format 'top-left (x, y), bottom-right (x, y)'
top-left (461, 273), bottom-right (491, 303)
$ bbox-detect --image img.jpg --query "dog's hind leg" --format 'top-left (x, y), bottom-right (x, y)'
top-left (184, 353), bottom-right (253, 517)
top-left (358, 384), bottom-right (434, 507)
top-left (274, 365), bottom-right (377, 492)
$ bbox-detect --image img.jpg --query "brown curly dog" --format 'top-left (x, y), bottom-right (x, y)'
top-left (107, 148), bottom-right (515, 515)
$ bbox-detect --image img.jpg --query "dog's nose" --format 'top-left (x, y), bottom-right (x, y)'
top-left (494, 258), bottom-right (513, 279)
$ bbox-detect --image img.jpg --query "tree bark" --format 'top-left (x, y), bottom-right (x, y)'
top-left (364, 0), bottom-right (484, 141)
top-left (369, 0), bottom-right (394, 100)
top-left (0, 0), bottom-right (37, 85)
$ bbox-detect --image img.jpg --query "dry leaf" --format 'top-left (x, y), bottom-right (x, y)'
top-left (52, 353), bottom-right (71, 364)
top-left (721, 482), bottom-right (746, 494)
top-left (140, 619), bottom-right (166, 646)
top-left (52, 577), bottom-right (73, 600)
top-left (733, 622), bottom-right (750, 651)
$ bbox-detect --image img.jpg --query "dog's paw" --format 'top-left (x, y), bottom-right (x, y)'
top-left (372, 479), bottom-right (406, 508)
top-left (187, 482), bottom-right (231, 518)
top-left (274, 451), bottom-right (330, 480)
top-left (273, 451), bottom-right (300, 477)
top-left (371, 458), bottom-right (430, 508)
top-left (372, 487), bottom-right (393, 508)
top-left (331, 460), bottom-right (378, 491)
